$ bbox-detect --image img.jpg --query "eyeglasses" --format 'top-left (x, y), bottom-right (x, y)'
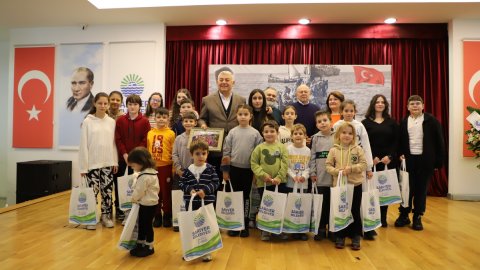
top-left (151, 98), bottom-right (162, 103)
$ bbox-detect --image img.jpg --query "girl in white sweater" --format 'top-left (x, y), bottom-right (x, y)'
top-left (79, 92), bottom-right (118, 230)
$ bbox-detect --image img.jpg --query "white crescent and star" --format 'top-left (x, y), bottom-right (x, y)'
top-left (469, 70), bottom-right (480, 105)
top-left (360, 69), bottom-right (372, 79)
top-left (17, 70), bottom-right (51, 121)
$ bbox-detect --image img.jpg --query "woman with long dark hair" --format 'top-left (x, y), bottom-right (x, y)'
top-left (248, 89), bottom-right (273, 132)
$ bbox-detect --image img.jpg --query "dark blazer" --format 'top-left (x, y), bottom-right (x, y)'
top-left (199, 91), bottom-right (246, 134)
top-left (399, 112), bottom-right (445, 170)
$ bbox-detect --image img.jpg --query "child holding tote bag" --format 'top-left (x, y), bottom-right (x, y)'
top-left (326, 122), bottom-right (367, 250)
top-left (79, 92), bottom-right (118, 230)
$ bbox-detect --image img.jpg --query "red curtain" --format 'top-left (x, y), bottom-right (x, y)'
top-left (165, 37), bottom-right (448, 196)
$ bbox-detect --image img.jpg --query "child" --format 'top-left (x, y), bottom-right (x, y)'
top-left (108, 90), bottom-right (124, 120)
top-left (332, 99), bottom-right (373, 179)
top-left (309, 111), bottom-right (335, 240)
top-left (147, 107), bottom-right (176, 228)
top-left (395, 95), bottom-right (445, 231)
top-left (170, 88), bottom-right (193, 129)
top-left (128, 147), bottom-right (160, 257)
top-left (145, 92), bottom-right (164, 128)
top-left (179, 140), bottom-right (220, 262)
top-left (326, 122), bottom-right (367, 250)
top-left (250, 120), bottom-right (288, 241)
top-left (221, 104), bottom-right (263, 238)
top-left (114, 94), bottom-right (151, 220)
top-left (172, 111), bottom-right (197, 231)
top-left (286, 123), bottom-right (311, 241)
top-left (171, 98), bottom-right (196, 136)
top-left (79, 92), bottom-right (118, 230)
top-left (278, 105), bottom-right (297, 145)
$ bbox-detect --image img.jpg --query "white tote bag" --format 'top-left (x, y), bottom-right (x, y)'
top-left (216, 181), bottom-right (245, 231)
top-left (118, 168), bottom-right (135, 211)
top-left (172, 190), bottom-right (186, 227)
top-left (309, 185), bottom-right (324, 234)
top-left (178, 195), bottom-right (223, 261)
top-left (329, 171), bottom-right (354, 232)
top-left (361, 180), bottom-right (382, 232)
top-left (69, 177), bottom-right (97, 225)
top-left (118, 203), bottom-right (139, 250)
top-left (399, 159), bottom-right (410, 208)
top-left (373, 165), bottom-right (402, 206)
top-left (257, 184), bottom-right (287, 235)
top-left (283, 183), bottom-right (312, 234)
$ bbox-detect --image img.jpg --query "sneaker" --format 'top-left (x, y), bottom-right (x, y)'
top-left (363, 230), bottom-right (376, 240)
top-left (116, 208), bottom-right (125, 220)
top-left (394, 214), bottom-right (411, 227)
top-left (279, 233), bottom-right (289, 240)
top-left (351, 236), bottom-right (361, 250)
top-left (173, 226), bottom-right (180, 232)
top-left (163, 214), bottom-right (172, 228)
top-left (412, 214), bottom-right (424, 231)
top-left (135, 246), bottom-right (154, 257)
top-left (101, 214), bottom-right (114, 228)
top-left (153, 214), bottom-right (162, 228)
top-left (202, 254), bottom-right (212, 262)
top-left (240, 229), bottom-right (250, 238)
top-left (328, 231), bottom-right (335, 242)
top-left (314, 229), bottom-right (326, 241)
top-left (260, 231), bottom-right (271, 241)
top-left (129, 243), bottom-right (144, 256)
top-left (335, 237), bottom-right (345, 249)
top-left (86, 225), bottom-right (96, 230)
top-left (228, 230), bottom-right (240, 237)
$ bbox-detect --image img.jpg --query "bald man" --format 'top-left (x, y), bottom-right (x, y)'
top-left (291, 84), bottom-right (320, 143)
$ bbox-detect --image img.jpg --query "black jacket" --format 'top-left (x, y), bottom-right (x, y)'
top-left (399, 113), bottom-right (445, 170)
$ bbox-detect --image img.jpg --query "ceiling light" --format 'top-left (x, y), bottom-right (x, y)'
top-left (216, 19), bottom-right (227, 26)
top-left (299, 18), bottom-right (311, 25)
top-left (384, 17), bottom-right (397, 24)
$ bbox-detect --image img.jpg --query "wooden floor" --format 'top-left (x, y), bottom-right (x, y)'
top-left (1, 193), bottom-right (480, 270)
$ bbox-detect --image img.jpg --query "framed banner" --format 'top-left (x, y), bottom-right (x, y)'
top-left (208, 64), bottom-right (391, 121)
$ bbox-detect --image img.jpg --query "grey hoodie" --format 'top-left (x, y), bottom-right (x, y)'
top-left (309, 130), bottom-right (335, 187)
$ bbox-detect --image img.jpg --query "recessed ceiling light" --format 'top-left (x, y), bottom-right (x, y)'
top-left (299, 18), bottom-right (311, 25)
top-left (216, 19), bottom-right (227, 26)
top-left (384, 17), bottom-right (397, 24)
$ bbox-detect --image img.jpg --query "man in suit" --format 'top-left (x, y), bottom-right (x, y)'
top-left (67, 67), bottom-right (94, 113)
top-left (199, 70), bottom-right (246, 177)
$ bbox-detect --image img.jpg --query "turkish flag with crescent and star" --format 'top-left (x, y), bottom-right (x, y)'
top-left (13, 47), bottom-right (55, 148)
top-left (353, 66), bottom-right (385, 85)
top-left (463, 41), bottom-right (480, 157)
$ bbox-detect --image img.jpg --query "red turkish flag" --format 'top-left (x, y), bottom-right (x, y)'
top-left (353, 66), bottom-right (385, 85)
top-left (13, 47), bottom-right (55, 148)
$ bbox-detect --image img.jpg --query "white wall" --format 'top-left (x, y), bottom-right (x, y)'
top-left (448, 19), bottom-right (480, 200)
top-left (5, 24), bottom-right (166, 205)
top-left (0, 41), bottom-right (9, 199)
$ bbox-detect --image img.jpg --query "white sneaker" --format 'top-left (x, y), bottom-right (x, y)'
top-left (202, 254), bottom-right (212, 262)
top-left (101, 214), bottom-right (114, 228)
top-left (86, 225), bottom-right (96, 230)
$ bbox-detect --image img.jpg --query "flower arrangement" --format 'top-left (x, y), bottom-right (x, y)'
top-left (466, 106), bottom-right (480, 169)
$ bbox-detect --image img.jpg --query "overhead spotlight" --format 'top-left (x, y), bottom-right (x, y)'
top-left (216, 19), bottom-right (227, 26)
top-left (384, 18), bottom-right (397, 24)
top-left (298, 18), bottom-right (311, 25)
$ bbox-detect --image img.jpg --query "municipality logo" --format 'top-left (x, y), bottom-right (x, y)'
top-left (294, 198), bottom-right (302, 210)
top-left (120, 74), bottom-right (144, 96)
top-left (340, 191), bottom-right (347, 203)
top-left (78, 192), bottom-right (87, 203)
top-left (263, 195), bottom-right (274, 207)
top-left (370, 196), bottom-right (375, 207)
top-left (378, 174), bottom-right (388, 185)
top-left (128, 178), bottom-right (134, 189)
top-left (194, 214), bottom-right (205, 228)
top-left (224, 196), bottom-right (232, 208)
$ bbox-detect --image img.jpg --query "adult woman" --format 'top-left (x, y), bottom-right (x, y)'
top-left (248, 89), bottom-right (273, 132)
top-left (326, 90), bottom-right (345, 125)
top-left (145, 92), bottom-right (164, 128)
top-left (362, 94), bottom-right (399, 238)
top-left (108, 91), bottom-right (124, 120)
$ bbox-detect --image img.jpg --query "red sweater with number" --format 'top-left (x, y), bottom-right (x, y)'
top-left (115, 113), bottom-right (151, 157)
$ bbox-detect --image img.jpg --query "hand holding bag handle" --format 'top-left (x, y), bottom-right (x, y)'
top-left (223, 179), bottom-right (235, 193)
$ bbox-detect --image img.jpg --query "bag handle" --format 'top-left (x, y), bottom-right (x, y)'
top-left (311, 184), bottom-right (318, 194)
top-left (187, 193), bottom-right (197, 212)
top-left (123, 166), bottom-right (129, 176)
top-left (401, 159), bottom-right (407, 171)
top-left (264, 182), bottom-right (280, 193)
top-left (223, 179), bottom-right (234, 192)
top-left (80, 176), bottom-right (89, 188)
top-left (336, 170), bottom-right (345, 187)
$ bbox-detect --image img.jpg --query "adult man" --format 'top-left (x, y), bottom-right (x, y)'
top-left (291, 84), bottom-right (320, 143)
top-left (199, 70), bottom-right (246, 176)
top-left (67, 67), bottom-right (94, 113)
top-left (264, 87), bottom-right (284, 125)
